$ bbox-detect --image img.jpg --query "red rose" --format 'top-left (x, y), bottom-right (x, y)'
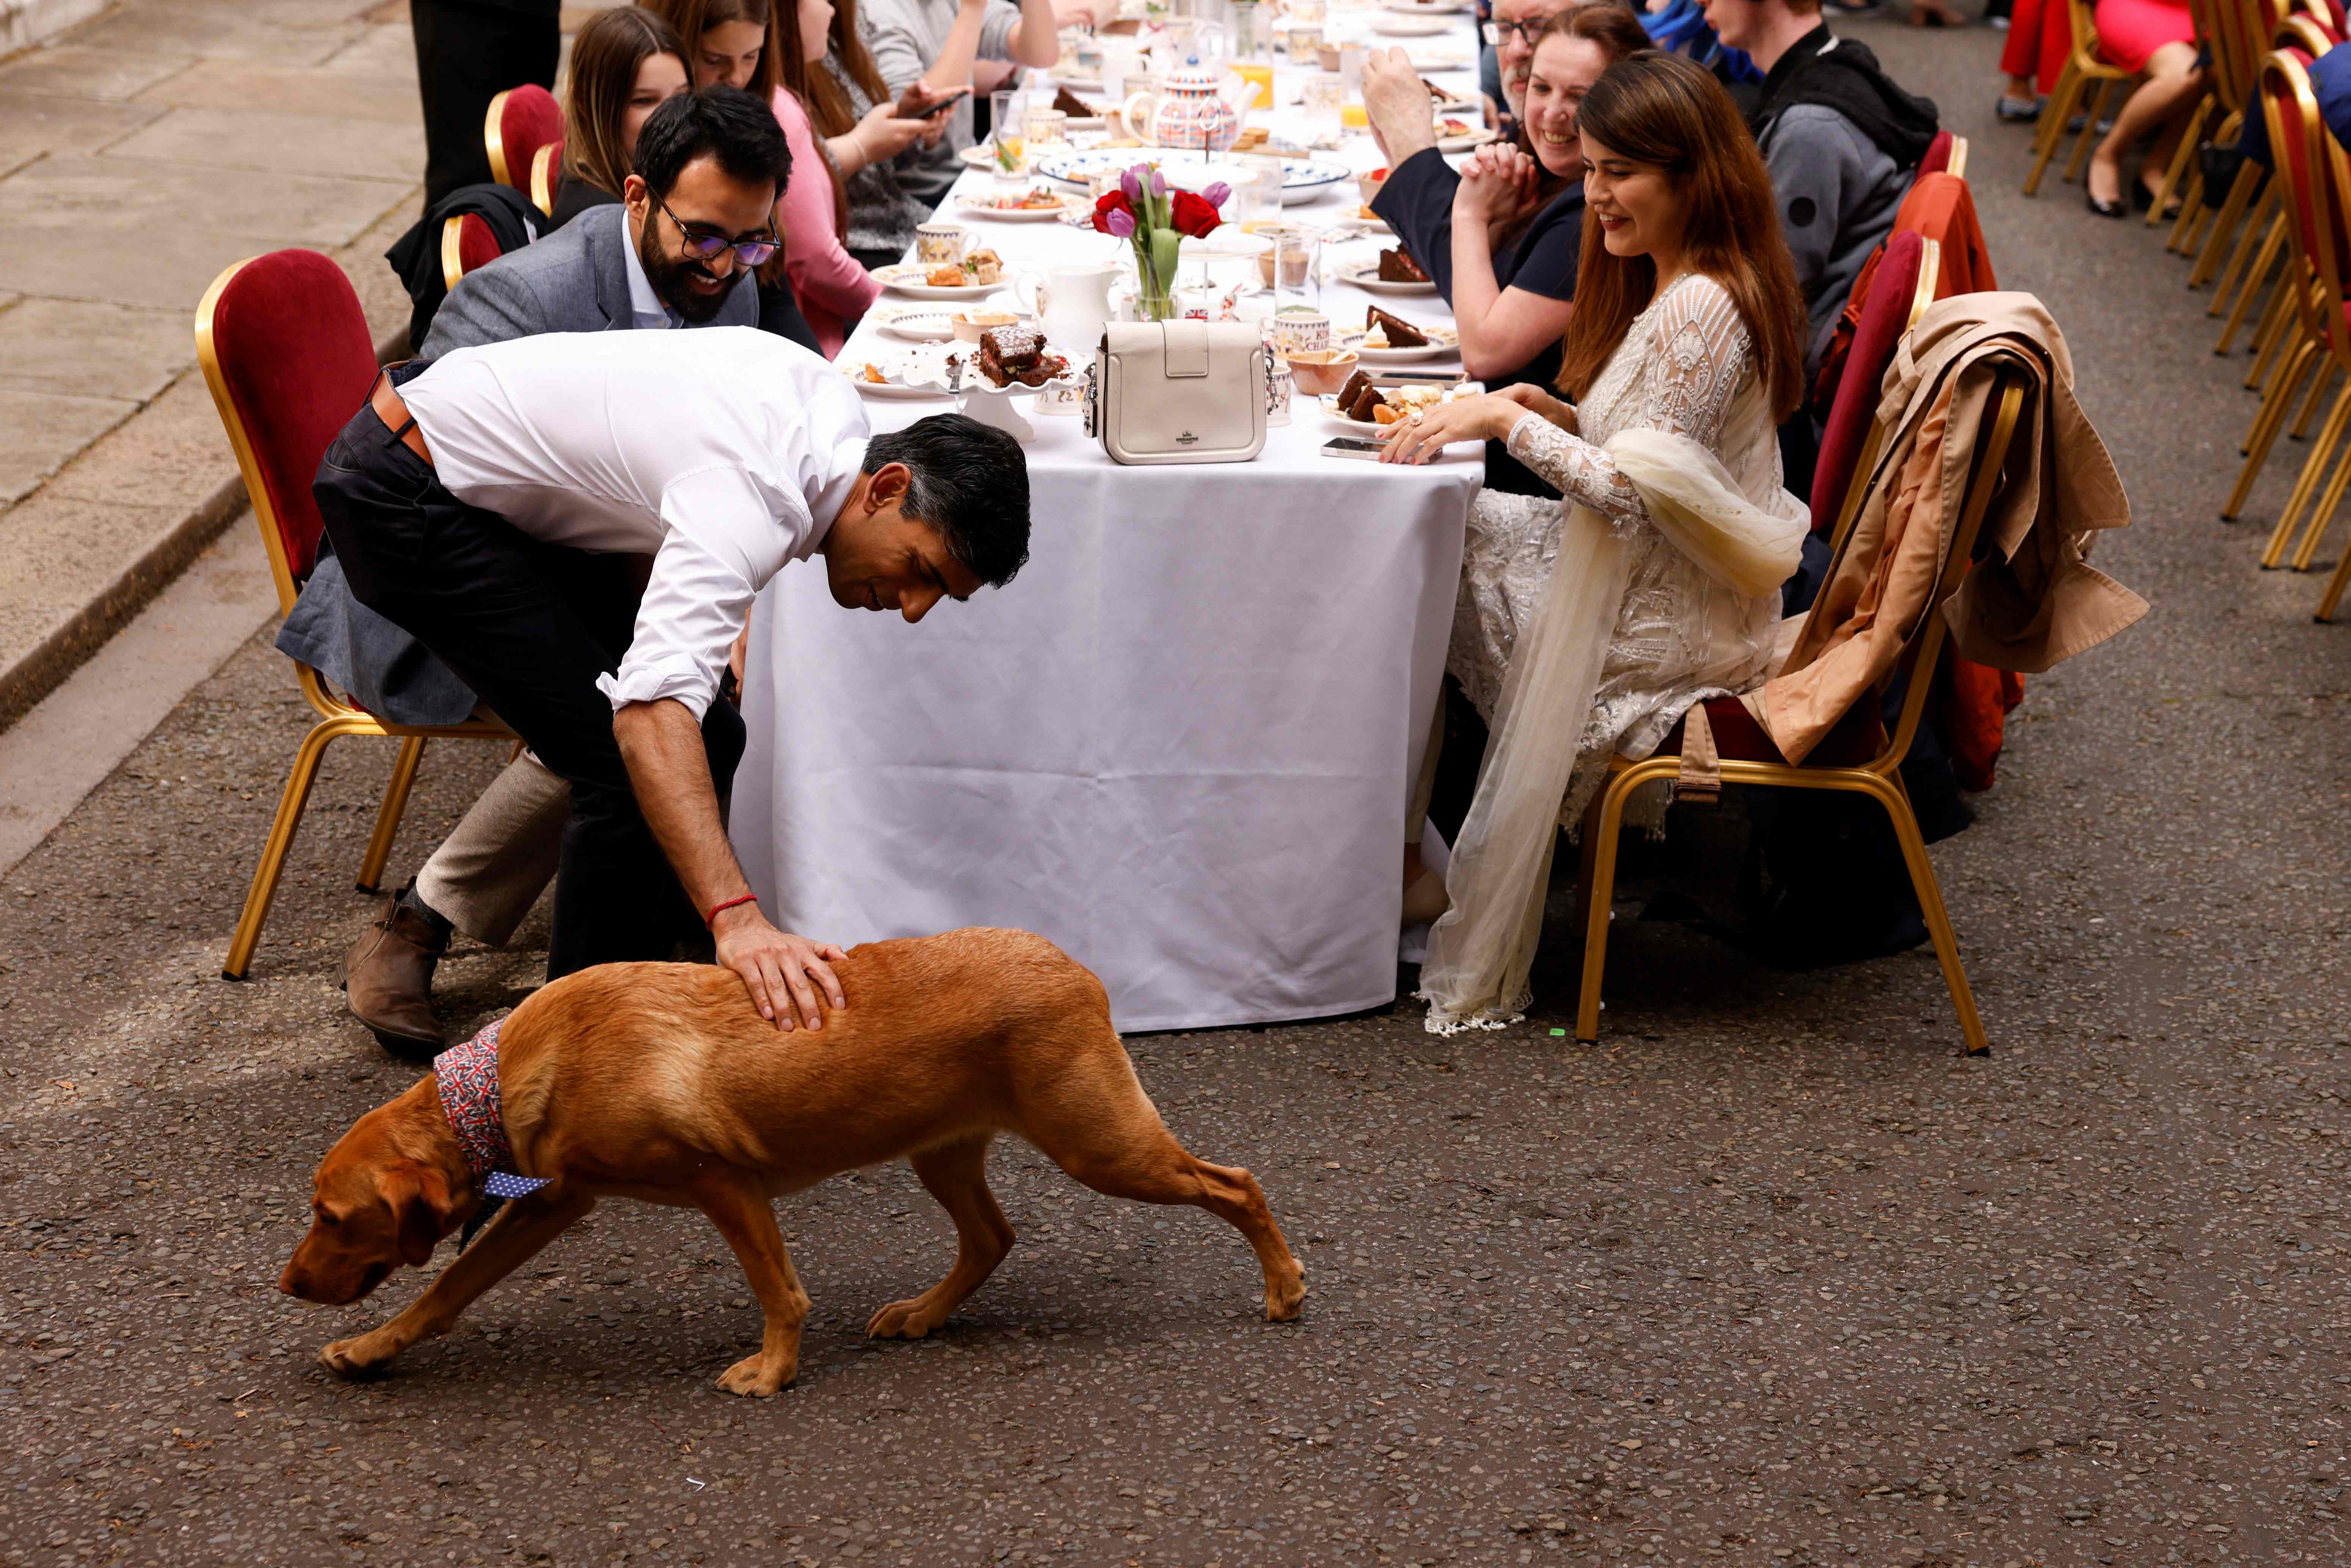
top-left (1169, 189), bottom-right (1222, 239)
top-left (1091, 190), bottom-right (1136, 235)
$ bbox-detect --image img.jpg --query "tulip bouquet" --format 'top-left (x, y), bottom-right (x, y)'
top-left (1091, 163), bottom-right (1229, 321)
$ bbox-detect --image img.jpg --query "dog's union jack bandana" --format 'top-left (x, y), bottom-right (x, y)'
top-left (434, 1018), bottom-right (548, 1198)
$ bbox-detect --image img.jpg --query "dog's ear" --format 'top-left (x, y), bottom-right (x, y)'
top-left (383, 1163), bottom-right (458, 1268)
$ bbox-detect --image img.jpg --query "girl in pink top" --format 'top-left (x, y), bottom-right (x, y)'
top-left (771, 82), bottom-right (882, 352)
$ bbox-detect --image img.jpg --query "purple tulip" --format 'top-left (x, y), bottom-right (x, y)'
top-left (1106, 206), bottom-right (1136, 238)
top-left (1149, 169), bottom-right (1168, 197)
top-left (1201, 181), bottom-right (1231, 209)
top-left (1121, 165), bottom-right (1145, 201)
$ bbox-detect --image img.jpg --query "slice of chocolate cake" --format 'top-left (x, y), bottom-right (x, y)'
top-left (1337, 369), bottom-right (1386, 422)
top-left (1052, 85), bottom-right (1099, 119)
top-left (1377, 247), bottom-right (1429, 284)
top-left (1364, 306), bottom-right (1428, 348)
top-left (977, 324), bottom-right (1045, 387)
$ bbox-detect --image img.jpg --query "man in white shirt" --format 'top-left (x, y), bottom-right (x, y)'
top-left (312, 328), bottom-right (1032, 1031)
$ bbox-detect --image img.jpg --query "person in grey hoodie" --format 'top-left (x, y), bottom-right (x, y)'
top-left (1702, 0), bottom-right (1939, 373)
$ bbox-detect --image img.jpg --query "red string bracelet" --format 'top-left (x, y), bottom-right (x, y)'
top-left (705, 893), bottom-right (759, 928)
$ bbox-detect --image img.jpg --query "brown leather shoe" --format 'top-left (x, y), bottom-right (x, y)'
top-left (343, 896), bottom-right (448, 1060)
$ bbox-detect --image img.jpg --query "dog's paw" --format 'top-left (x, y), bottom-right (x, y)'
top-left (1264, 1264), bottom-right (1306, 1322)
top-left (865, 1297), bottom-right (942, 1340)
top-left (715, 1353), bottom-right (795, 1397)
top-left (319, 1333), bottom-right (400, 1379)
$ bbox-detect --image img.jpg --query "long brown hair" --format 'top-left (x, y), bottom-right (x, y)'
top-left (1498, 3), bottom-right (1653, 252)
top-left (798, 0), bottom-right (890, 140)
top-left (646, 0), bottom-right (781, 100)
top-left (1553, 52), bottom-right (1807, 422)
top-left (562, 6), bottom-right (689, 198)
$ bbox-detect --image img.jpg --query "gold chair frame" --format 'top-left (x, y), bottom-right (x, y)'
top-left (2025, 0), bottom-right (2141, 196)
top-left (1568, 371), bottom-right (2027, 1058)
top-left (484, 86), bottom-right (520, 188)
top-left (530, 142), bottom-right (561, 218)
top-left (1824, 241), bottom-right (1945, 557)
top-left (193, 257), bottom-right (516, 983)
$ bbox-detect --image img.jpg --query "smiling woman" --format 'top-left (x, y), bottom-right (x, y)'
top-left (550, 7), bottom-right (692, 231)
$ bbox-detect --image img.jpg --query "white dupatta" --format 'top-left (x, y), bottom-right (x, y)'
top-left (1418, 425), bottom-right (1809, 1034)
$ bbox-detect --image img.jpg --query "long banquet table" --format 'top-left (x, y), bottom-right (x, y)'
top-left (733, 4), bottom-right (1491, 1032)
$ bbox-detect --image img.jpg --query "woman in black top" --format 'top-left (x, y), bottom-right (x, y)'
top-left (1365, 3), bottom-right (1649, 494)
top-left (546, 6), bottom-right (690, 231)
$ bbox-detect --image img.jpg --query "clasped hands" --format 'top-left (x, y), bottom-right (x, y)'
top-left (1379, 382), bottom-right (1578, 465)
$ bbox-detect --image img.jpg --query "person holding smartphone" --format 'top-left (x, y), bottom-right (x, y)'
top-left (864, 0), bottom-right (1063, 213)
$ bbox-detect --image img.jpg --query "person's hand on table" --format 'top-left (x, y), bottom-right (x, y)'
top-left (1379, 391), bottom-right (1553, 464)
top-left (1362, 46), bottom-right (1439, 167)
top-left (712, 903), bottom-right (848, 1031)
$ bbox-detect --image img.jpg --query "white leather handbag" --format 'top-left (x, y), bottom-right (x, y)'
top-left (1083, 319), bottom-right (1268, 465)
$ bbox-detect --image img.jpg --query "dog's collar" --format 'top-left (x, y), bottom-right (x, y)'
top-left (433, 1019), bottom-right (548, 1198)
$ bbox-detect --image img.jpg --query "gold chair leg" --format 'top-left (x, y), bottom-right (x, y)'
top-left (2292, 359), bottom-right (2340, 442)
top-left (1574, 774), bottom-right (1645, 1045)
top-left (222, 719), bottom-right (354, 981)
top-left (2226, 338), bottom-right (2318, 519)
top-left (2063, 79), bottom-right (2124, 186)
top-left (2024, 65), bottom-right (2088, 196)
top-left (2217, 211), bottom-right (2288, 351)
top-left (2165, 168), bottom-right (2207, 250)
top-left (2264, 379), bottom-right (2351, 561)
top-left (2247, 283), bottom-right (2301, 389)
top-left (2285, 422), bottom-right (2351, 572)
top-left (2196, 164), bottom-right (2266, 291)
top-left (1865, 775), bottom-right (1989, 1057)
top-left (355, 734), bottom-right (426, 894)
top-left (2316, 542), bottom-right (2351, 620)
top-left (2146, 96), bottom-right (2211, 229)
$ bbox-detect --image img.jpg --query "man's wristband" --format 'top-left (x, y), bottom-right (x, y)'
top-left (706, 893), bottom-right (759, 928)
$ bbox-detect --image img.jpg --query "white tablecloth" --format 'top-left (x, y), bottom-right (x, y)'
top-left (732, 7), bottom-right (1490, 1032)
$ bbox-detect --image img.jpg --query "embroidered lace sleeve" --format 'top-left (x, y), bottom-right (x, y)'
top-left (1501, 275), bottom-right (1755, 530)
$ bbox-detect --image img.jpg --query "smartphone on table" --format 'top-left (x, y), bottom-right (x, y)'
top-left (1321, 436), bottom-right (1388, 461)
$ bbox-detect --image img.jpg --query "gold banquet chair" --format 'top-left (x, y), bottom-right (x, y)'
top-left (2024, 0), bottom-right (2141, 195)
top-left (1568, 366), bottom-right (2031, 1058)
top-left (194, 251), bottom-right (516, 982)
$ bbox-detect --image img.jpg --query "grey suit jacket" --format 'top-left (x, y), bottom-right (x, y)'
top-left (283, 204), bottom-right (759, 725)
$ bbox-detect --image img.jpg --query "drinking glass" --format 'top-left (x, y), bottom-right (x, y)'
top-left (990, 88), bottom-right (1024, 172)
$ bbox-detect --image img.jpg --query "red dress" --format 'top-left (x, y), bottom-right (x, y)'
top-left (2000, 0), bottom-right (2075, 94)
top-left (2091, 0), bottom-right (2196, 73)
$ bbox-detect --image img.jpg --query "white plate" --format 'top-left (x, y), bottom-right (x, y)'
top-left (848, 375), bottom-right (957, 399)
top-left (1383, 0), bottom-right (1472, 11)
top-left (1032, 146), bottom-right (1352, 201)
top-left (1341, 325), bottom-right (1459, 362)
top-left (1369, 12), bottom-right (1451, 33)
top-left (1338, 260), bottom-right (1439, 296)
top-left (1403, 48), bottom-right (1470, 68)
top-left (874, 265), bottom-right (1011, 300)
top-left (1434, 126), bottom-right (1496, 154)
top-left (956, 192), bottom-right (1076, 220)
top-left (876, 307), bottom-right (958, 342)
top-left (1319, 395), bottom-right (1392, 434)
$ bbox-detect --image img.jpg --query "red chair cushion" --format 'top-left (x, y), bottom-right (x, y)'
top-left (453, 212), bottom-right (504, 277)
top-left (495, 84), bottom-right (564, 190)
top-left (1894, 173), bottom-right (1997, 298)
top-left (1915, 129), bottom-right (1955, 181)
top-left (205, 250), bottom-right (378, 582)
top-left (1809, 229), bottom-right (1927, 536)
top-left (1657, 694), bottom-right (1886, 770)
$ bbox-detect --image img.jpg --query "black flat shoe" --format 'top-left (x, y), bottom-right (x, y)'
top-left (2086, 188), bottom-right (2128, 218)
top-left (2132, 179), bottom-right (2181, 218)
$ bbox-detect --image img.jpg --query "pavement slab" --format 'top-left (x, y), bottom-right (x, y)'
top-left (0, 90), bottom-right (163, 168)
top-left (0, 44), bottom-right (190, 101)
top-left (0, 297), bottom-right (201, 404)
top-left (0, 386), bottom-right (134, 506)
top-left (58, 0), bottom-right (368, 67)
top-left (3, 17), bottom-right (2351, 1568)
top-left (101, 105), bottom-right (426, 182)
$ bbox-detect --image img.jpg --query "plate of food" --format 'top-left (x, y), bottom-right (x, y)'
top-left (874, 253), bottom-right (1010, 298)
top-left (1434, 117), bottom-right (1497, 153)
top-left (969, 322), bottom-right (1074, 388)
top-left (1369, 11), bottom-right (1451, 33)
top-left (875, 305), bottom-right (958, 342)
top-left (840, 341), bottom-right (969, 398)
top-left (1032, 147), bottom-right (1351, 203)
top-left (1342, 307), bottom-right (1459, 362)
top-left (957, 186), bottom-right (1073, 220)
top-left (1403, 47), bottom-right (1470, 69)
top-left (1338, 247), bottom-right (1439, 295)
top-left (1050, 85), bottom-right (1108, 127)
top-left (1321, 370), bottom-right (1477, 429)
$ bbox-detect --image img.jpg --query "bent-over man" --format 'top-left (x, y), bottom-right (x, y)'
top-left (311, 329), bottom-right (1031, 1028)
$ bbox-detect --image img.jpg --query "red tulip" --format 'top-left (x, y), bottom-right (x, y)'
top-left (1091, 190), bottom-right (1137, 236)
top-left (1169, 189), bottom-right (1222, 239)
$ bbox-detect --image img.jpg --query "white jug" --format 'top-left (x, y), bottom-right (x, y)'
top-left (1016, 263), bottom-right (1120, 357)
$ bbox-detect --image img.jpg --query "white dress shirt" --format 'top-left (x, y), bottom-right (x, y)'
top-left (620, 215), bottom-right (684, 330)
top-left (399, 328), bottom-right (870, 720)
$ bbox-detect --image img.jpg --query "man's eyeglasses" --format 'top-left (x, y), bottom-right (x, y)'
top-left (656, 196), bottom-right (780, 266)
top-left (1481, 17), bottom-right (1544, 44)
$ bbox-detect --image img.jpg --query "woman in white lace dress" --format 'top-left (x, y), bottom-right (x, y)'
top-left (1381, 53), bottom-right (1813, 1032)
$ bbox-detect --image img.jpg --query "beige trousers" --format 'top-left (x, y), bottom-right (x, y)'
top-left (412, 750), bottom-right (569, 948)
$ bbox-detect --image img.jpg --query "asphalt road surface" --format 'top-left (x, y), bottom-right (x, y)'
top-left (5, 24), bottom-right (2351, 1568)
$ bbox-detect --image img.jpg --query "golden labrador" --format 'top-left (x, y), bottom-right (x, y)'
top-left (279, 929), bottom-right (1305, 1394)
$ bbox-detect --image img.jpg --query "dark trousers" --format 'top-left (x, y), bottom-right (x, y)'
top-left (313, 388), bottom-right (745, 978)
top-left (412, 0), bottom-right (561, 212)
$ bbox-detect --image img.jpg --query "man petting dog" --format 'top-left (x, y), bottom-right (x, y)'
top-left (312, 329), bottom-right (1031, 1028)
